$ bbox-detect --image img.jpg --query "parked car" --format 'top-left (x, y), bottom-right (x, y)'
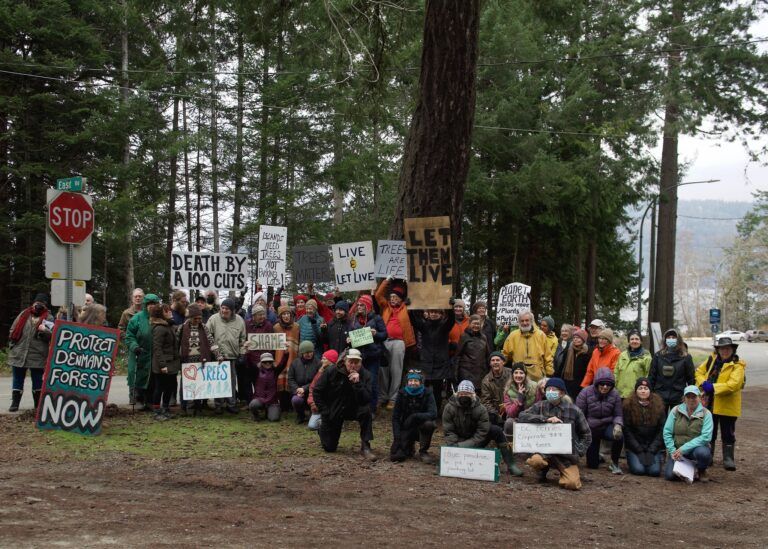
top-left (715, 330), bottom-right (748, 342)
top-left (746, 330), bottom-right (768, 342)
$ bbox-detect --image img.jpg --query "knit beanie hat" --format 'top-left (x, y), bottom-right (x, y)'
top-left (454, 299), bottom-right (466, 309)
top-left (510, 362), bottom-right (527, 374)
top-left (635, 377), bottom-right (651, 390)
top-left (187, 303), bottom-right (202, 317)
top-left (294, 294), bottom-right (308, 304)
top-left (357, 294), bottom-right (373, 312)
top-left (253, 291), bottom-right (266, 303)
top-left (305, 298), bottom-right (318, 310)
top-left (334, 300), bottom-right (350, 313)
top-left (489, 351), bottom-right (506, 364)
top-left (572, 328), bottom-right (588, 344)
top-left (251, 304), bottom-right (266, 315)
top-left (277, 305), bottom-right (292, 316)
top-left (545, 377), bottom-right (567, 393)
top-left (470, 300), bottom-right (487, 314)
top-left (457, 380), bottom-right (475, 394)
top-left (322, 349), bottom-right (339, 364)
top-left (541, 316), bottom-right (555, 331)
top-left (221, 297), bottom-right (238, 311)
top-left (299, 341), bottom-right (315, 354)
top-left (598, 328), bottom-right (614, 344)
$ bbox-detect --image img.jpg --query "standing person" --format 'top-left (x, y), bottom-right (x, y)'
top-left (648, 328), bottom-right (695, 412)
top-left (312, 348), bottom-right (377, 460)
top-left (409, 304), bottom-right (455, 414)
top-left (518, 378), bottom-right (592, 490)
top-left (204, 290), bottom-right (220, 318)
top-left (78, 304), bottom-right (107, 327)
top-left (576, 367), bottom-right (625, 474)
top-left (273, 305), bottom-right (300, 410)
top-left (350, 295), bottom-right (387, 413)
top-left (178, 303), bottom-right (221, 415)
top-left (557, 328), bottom-right (591, 398)
top-left (288, 341), bottom-right (321, 424)
top-left (442, 380), bottom-right (518, 478)
top-left (374, 276), bottom-right (416, 410)
top-left (554, 323), bottom-right (573, 375)
top-left (243, 305), bottom-right (274, 404)
top-left (480, 352), bottom-right (512, 427)
top-left (540, 316), bottom-right (559, 359)
top-left (390, 370), bottom-right (438, 464)
top-left (297, 299), bottom-right (323, 354)
top-left (614, 329), bottom-right (652, 398)
top-left (206, 297), bottom-right (246, 414)
top-left (251, 291), bottom-right (277, 324)
top-left (150, 304), bottom-right (181, 421)
top-left (502, 310), bottom-right (553, 382)
top-left (471, 300), bottom-right (496, 351)
top-left (622, 378), bottom-right (666, 477)
top-left (306, 350), bottom-right (338, 431)
top-left (7, 293), bottom-right (52, 412)
top-left (663, 386), bottom-right (713, 482)
top-left (118, 288), bottom-right (144, 334)
top-left (125, 294), bottom-right (160, 410)
top-left (170, 290), bottom-right (188, 326)
top-left (321, 300), bottom-right (352, 355)
top-left (455, 315), bottom-right (491, 393)
top-left (197, 294), bottom-right (213, 324)
top-left (581, 329), bottom-right (621, 387)
top-left (249, 352), bottom-right (288, 422)
top-left (695, 336), bottom-right (746, 471)
top-left (585, 319), bottom-right (606, 352)
top-left (448, 299), bottom-right (470, 351)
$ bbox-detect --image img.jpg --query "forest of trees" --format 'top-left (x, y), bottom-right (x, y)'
top-left (1, 0), bottom-right (766, 343)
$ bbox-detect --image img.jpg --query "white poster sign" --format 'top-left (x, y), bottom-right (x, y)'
top-left (439, 446), bottom-right (499, 482)
top-left (496, 282), bottom-right (531, 327)
top-left (246, 332), bottom-right (287, 351)
top-left (332, 241), bottom-right (376, 291)
top-left (513, 423), bottom-right (573, 454)
top-left (375, 240), bottom-right (407, 279)
top-left (258, 225), bottom-right (287, 287)
top-left (171, 250), bottom-right (248, 291)
top-left (181, 361), bottom-right (233, 400)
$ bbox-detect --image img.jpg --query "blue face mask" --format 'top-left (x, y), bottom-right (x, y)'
top-left (545, 390), bottom-right (561, 403)
top-left (666, 338), bottom-right (678, 349)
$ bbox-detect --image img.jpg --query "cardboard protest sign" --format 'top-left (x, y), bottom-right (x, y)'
top-left (332, 241), bottom-right (376, 291)
top-left (496, 282), bottom-right (531, 327)
top-left (349, 327), bottom-right (374, 348)
top-left (375, 240), bottom-right (407, 279)
top-left (439, 446), bottom-right (500, 482)
top-left (171, 250), bottom-right (248, 292)
top-left (292, 245), bottom-right (332, 284)
top-left (36, 321), bottom-right (119, 436)
top-left (258, 225), bottom-right (287, 286)
top-left (512, 423), bottom-right (572, 454)
top-left (404, 216), bottom-right (452, 309)
top-left (181, 361), bottom-right (234, 401)
top-left (247, 332), bottom-right (287, 351)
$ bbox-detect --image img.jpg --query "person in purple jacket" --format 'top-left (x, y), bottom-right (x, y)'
top-left (575, 367), bottom-right (624, 474)
top-left (249, 352), bottom-right (288, 421)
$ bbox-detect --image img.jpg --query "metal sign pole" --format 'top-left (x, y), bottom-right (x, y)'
top-left (66, 244), bottom-right (74, 320)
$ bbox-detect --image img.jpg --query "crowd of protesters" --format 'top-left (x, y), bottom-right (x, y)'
top-left (5, 277), bottom-right (747, 489)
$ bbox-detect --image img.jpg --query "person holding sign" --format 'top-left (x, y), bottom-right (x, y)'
top-left (312, 348), bottom-right (377, 461)
top-left (501, 310), bottom-right (553, 382)
top-left (150, 304), bottom-right (181, 421)
top-left (179, 303), bottom-right (222, 415)
top-left (442, 380), bottom-right (517, 478)
top-left (518, 378), bottom-right (592, 490)
top-left (206, 298), bottom-right (246, 414)
top-left (408, 301), bottom-right (455, 413)
top-left (244, 306), bottom-right (275, 404)
top-left (390, 370), bottom-right (438, 464)
top-left (663, 385), bottom-right (713, 482)
top-left (350, 295), bottom-right (387, 413)
top-left (7, 293), bottom-right (52, 412)
top-left (288, 341), bottom-right (321, 424)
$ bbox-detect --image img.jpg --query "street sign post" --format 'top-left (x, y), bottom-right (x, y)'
top-left (56, 176), bottom-right (86, 192)
top-left (709, 308), bottom-right (721, 325)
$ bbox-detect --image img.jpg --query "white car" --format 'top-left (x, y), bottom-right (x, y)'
top-left (715, 330), bottom-right (747, 342)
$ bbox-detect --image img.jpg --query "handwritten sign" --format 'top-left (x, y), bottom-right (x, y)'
top-left (293, 245), bottom-right (332, 284)
top-left (404, 217), bottom-right (452, 309)
top-left (512, 423), bottom-right (572, 454)
top-left (36, 321), bottom-right (119, 436)
top-left (181, 361), bottom-right (233, 400)
top-left (349, 327), bottom-right (374, 348)
top-left (439, 446), bottom-right (499, 482)
top-left (258, 225), bottom-right (287, 286)
top-left (171, 250), bottom-right (248, 291)
top-left (496, 282), bottom-right (531, 327)
top-left (332, 241), bottom-right (376, 291)
top-left (375, 240), bottom-right (407, 279)
top-left (247, 332), bottom-right (287, 351)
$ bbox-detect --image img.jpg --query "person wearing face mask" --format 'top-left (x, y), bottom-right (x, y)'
top-left (249, 352), bottom-right (289, 422)
top-left (695, 337), bottom-right (746, 471)
top-left (7, 293), bottom-right (52, 412)
top-left (204, 290), bottom-right (220, 319)
top-left (442, 380), bottom-right (518, 478)
top-left (622, 378), bottom-right (666, 476)
top-left (480, 352), bottom-right (512, 426)
top-left (581, 328), bottom-right (621, 387)
top-left (502, 310), bottom-right (553, 382)
top-left (648, 328), bottom-right (695, 412)
top-left (455, 314), bottom-right (491, 393)
top-left (558, 328), bottom-right (591, 398)
top-left (390, 370), bottom-right (438, 463)
top-left (614, 329), bottom-right (652, 398)
top-left (518, 378), bottom-right (592, 490)
top-left (409, 300), bottom-right (455, 413)
top-left (663, 386), bottom-right (713, 482)
top-left (576, 367), bottom-right (625, 474)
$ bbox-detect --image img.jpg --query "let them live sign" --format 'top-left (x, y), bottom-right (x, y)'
top-left (48, 191), bottom-right (94, 245)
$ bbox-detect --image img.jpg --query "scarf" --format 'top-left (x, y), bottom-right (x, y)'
top-left (562, 342), bottom-right (587, 381)
top-left (10, 306), bottom-right (48, 344)
top-left (629, 346), bottom-right (645, 358)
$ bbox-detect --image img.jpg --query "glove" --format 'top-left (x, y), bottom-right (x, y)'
top-left (612, 424), bottom-right (623, 440)
top-left (386, 274), bottom-right (395, 282)
top-left (702, 381), bottom-right (714, 393)
top-left (133, 347), bottom-right (143, 357)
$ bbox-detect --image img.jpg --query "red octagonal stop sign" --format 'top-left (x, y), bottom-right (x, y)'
top-left (48, 191), bottom-right (94, 244)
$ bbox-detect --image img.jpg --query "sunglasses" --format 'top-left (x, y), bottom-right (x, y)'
top-left (597, 382), bottom-right (613, 387)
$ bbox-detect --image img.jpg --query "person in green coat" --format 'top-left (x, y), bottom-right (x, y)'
top-left (614, 329), bottom-right (652, 398)
top-left (125, 293), bottom-right (160, 410)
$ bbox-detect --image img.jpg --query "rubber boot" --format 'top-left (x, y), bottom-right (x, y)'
top-left (723, 444), bottom-right (736, 471)
top-left (500, 445), bottom-right (523, 477)
top-left (9, 390), bottom-right (22, 412)
top-left (361, 441), bottom-right (378, 462)
top-left (32, 390), bottom-right (41, 410)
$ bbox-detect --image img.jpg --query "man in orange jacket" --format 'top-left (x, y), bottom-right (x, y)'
top-left (581, 328), bottom-right (621, 387)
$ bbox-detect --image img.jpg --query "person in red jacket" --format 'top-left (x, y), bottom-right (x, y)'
top-left (581, 328), bottom-right (621, 387)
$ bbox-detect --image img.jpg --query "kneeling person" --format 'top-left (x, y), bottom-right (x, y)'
top-left (312, 349), bottom-right (377, 461)
top-left (390, 370), bottom-right (438, 464)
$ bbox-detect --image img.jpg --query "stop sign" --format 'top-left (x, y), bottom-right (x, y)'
top-left (48, 191), bottom-right (94, 244)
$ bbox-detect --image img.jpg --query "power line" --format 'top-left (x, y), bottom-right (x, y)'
top-left (678, 214), bottom-right (745, 220)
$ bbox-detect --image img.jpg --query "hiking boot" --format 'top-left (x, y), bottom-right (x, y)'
top-left (697, 469), bottom-right (710, 483)
top-left (361, 443), bottom-right (377, 462)
top-left (723, 444), bottom-right (736, 471)
top-left (509, 462), bottom-right (524, 477)
top-left (162, 408), bottom-right (175, 420)
top-left (226, 405), bottom-right (239, 414)
top-left (418, 452), bottom-right (435, 465)
top-left (153, 411), bottom-right (168, 422)
top-left (8, 390), bottom-right (22, 412)
top-left (608, 462), bottom-right (623, 475)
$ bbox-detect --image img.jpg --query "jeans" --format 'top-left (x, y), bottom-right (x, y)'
top-left (380, 339), bottom-right (405, 403)
top-left (291, 394), bottom-right (309, 420)
top-left (712, 414), bottom-right (737, 444)
top-left (249, 398), bottom-right (281, 421)
top-left (626, 450), bottom-right (663, 477)
top-left (308, 413), bottom-right (322, 431)
top-left (664, 445), bottom-right (712, 480)
top-left (319, 410), bottom-right (374, 452)
top-left (363, 355), bottom-right (380, 412)
top-left (12, 367), bottom-right (44, 392)
top-left (586, 424), bottom-right (623, 468)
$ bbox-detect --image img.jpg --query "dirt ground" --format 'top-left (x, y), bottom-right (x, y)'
top-left (1, 389), bottom-right (767, 548)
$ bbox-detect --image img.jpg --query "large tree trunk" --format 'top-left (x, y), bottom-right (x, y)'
top-left (121, 0), bottom-right (135, 293)
top-left (166, 96), bottom-right (179, 282)
top-left (390, 0), bottom-right (480, 296)
top-left (209, 0), bottom-right (220, 252)
top-left (183, 99), bottom-right (192, 250)
top-left (230, 29), bottom-right (245, 254)
top-left (585, 239), bottom-right (597, 323)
